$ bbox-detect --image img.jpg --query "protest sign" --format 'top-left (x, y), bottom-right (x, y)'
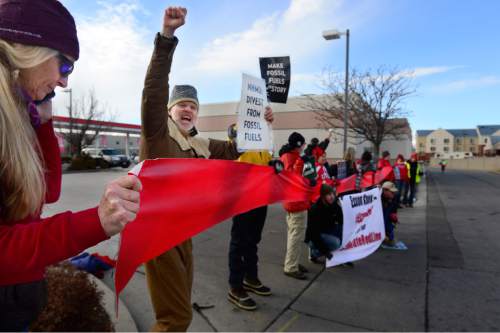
top-left (259, 56), bottom-right (290, 103)
top-left (236, 73), bottom-right (273, 151)
top-left (326, 187), bottom-right (385, 267)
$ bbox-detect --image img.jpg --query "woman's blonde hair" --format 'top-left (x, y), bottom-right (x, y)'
top-left (343, 147), bottom-right (355, 161)
top-left (0, 39), bottom-right (57, 220)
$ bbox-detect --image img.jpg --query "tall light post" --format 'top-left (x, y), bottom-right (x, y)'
top-left (62, 88), bottom-right (72, 116)
top-left (62, 88), bottom-right (74, 154)
top-left (322, 28), bottom-right (350, 155)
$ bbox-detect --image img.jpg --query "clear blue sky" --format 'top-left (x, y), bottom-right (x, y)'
top-left (55, 0), bottom-right (500, 135)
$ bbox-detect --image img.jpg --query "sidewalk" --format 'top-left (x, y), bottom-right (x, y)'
top-left (91, 178), bottom-right (428, 331)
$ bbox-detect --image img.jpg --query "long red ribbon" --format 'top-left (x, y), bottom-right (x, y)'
top-left (115, 158), bottom-right (394, 298)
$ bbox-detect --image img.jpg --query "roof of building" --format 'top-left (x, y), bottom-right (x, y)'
top-left (447, 129), bottom-right (478, 137)
top-left (477, 125), bottom-right (500, 136)
top-left (53, 116), bottom-right (141, 134)
top-left (416, 130), bottom-right (433, 137)
top-left (417, 128), bottom-right (478, 137)
top-left (491, 136), bottom-right (500, 146)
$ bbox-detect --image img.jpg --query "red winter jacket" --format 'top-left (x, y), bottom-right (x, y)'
top-left (0, 121), bottom-right (107, 286)
top-left (280, 150), bottom-right (310, 212)
top-left (377, 158), bottom-right (395, 181)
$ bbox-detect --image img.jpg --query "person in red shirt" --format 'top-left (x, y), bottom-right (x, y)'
top-left (279, 132), bottom-right (310, 280)
top-left (0, 1), bottom-right (141, 330)
top-left (393, 154), bottom-right (409, 208)
top-left (377, 150), bottom-right (395, 182)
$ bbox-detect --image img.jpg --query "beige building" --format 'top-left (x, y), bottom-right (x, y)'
top-left (477, 125), bottom-right (500, 156)
top-left (197, 95), bottom-right (413, 159)
top-left (416, 125), bottom-right (500, 157)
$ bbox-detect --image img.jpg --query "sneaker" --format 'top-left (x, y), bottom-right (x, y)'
top-left (381, 239), bottom-right (407, 251)
top-left (341, 261), bottom-right (354, 267)
top-left (243, 278), bottom-right (272, 296)
top-left (309, 256), bottom-right (325, 264)
top-left (228, 288), bottom-right (257, 311)
top-left (284, 270), bottom-right (307, 280)
top-left (298, 264), bottom-right (309, 273)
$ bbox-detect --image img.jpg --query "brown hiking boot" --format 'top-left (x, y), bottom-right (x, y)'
top-left (228, 288), bottom-right (257, 311)
top-left (284, 270), bottom-right (307, 280)
top-left (243, 278), bottom-right (272, 296)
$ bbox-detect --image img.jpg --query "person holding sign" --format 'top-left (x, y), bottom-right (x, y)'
top-left (226, 124), bottom-right (274, 311)
top-left (305, 184), bottom-right (342, 263)
top-left (139, 7), bottom-right (273, 331)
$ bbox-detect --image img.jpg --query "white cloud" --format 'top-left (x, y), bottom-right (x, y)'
top-left (53, 1), bottom-right (152, 124)
top-left (430, 76), bottom-right (500, 94)
top-left (406, 66), bottom-right (461, 77)
top-left (53, 0), bottom-right (382, 123)
top-left (191, 0), bottom-right (349, 76)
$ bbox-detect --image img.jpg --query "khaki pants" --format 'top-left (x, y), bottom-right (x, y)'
top-left (284, 211), bottom-right (307, 273)
top-left (145, 240), bottom-right (193, 332)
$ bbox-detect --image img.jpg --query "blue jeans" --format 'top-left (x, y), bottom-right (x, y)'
top-left (309, 233), bottom-right (341, 258)
top-left (228, 206), bottom-right (267, 288)
top-left (394, 180), bottom-right (406, 206)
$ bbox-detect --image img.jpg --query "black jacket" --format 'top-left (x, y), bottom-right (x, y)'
top-left (305, 198), bottom-right (343, 256)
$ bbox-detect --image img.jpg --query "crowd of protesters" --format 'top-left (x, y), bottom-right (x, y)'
top-left (0, 1), bottom-right (426, 331)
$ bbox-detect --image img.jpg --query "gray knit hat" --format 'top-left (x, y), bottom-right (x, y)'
top-left (168, 85), bottom-right (199, 110)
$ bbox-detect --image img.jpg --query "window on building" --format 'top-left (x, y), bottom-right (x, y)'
top-left (470, 139), bottom-right (474, 144)
top-left (485, 138), bottom-right (488, 143)
top-left (419, 143), bottom-right (424, 148)
top-left (430, 147), bottom-right (436, 152)
top-left (444, 147), bottom-right (449, 152)
top-left (430, 139), bottom-right (435, 144)
top-left (456, 138), bottom-right (460, 143)
top-left (470, 147), bottom-right (474, 152)
top-left (444, 138), bottom-right (450, 144)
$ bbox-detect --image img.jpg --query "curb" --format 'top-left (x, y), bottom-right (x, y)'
top-left (89, 275), bottom-right (138, 332)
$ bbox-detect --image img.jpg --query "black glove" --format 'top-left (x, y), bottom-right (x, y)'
top-left (269, 160), bottom-right (284, 174)
top-left (308, 178), bottom-right (317, 187)
top-left (34, 90), bottom-right (56, 105)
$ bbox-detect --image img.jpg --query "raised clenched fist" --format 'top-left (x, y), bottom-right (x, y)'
top-left (162, 6), bottom-right (187, 38)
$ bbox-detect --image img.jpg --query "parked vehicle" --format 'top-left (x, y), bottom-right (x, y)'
top-left (81, 148), bottom-right (131, 168)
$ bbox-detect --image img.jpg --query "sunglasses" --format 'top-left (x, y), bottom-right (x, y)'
top-left (58, 53), bottom-right (74, 78)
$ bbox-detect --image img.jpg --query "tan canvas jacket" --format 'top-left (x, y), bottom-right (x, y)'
top-left (139, 33), bottom-right (238, 161)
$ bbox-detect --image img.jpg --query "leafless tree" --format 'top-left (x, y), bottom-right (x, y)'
top-left (56, 89), bottom-right (115, 156)
top-left (304, 66), bottom-right (415, 157)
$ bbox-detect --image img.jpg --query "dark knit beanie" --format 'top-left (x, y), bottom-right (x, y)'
top-left (320, 184), bottom-right (334, 197)
top-left (168, 85), bottom-right (199, 110)
top-left (0, 0), bottom-right (79, 60)
top-left (288, 132), bottom-right (305, 148)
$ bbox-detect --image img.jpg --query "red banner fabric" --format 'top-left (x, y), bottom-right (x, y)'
top-left (115, 158), bottom-right (394, 298)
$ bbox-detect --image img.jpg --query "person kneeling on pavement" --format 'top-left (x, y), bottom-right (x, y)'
top-left (305, 184), bottom-right (343, 264)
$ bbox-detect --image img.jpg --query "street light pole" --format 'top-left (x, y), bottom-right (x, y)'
top-left (343, 29), bottom-right (350, 155)
top-left (322, 28), bottom-right (350, 155)
top-left (63, 88), bottom-right (73, 155)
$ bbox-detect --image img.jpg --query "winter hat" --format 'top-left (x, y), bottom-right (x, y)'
top-left (227, 123), bottom-right (237, 140)
top-left (382, 181), bottom-right (398, 193)
top-left (320, 183), bottom-right (334, 197)
top-left (168, 85), bottom-right (199, 110)
top-left (288, 132), bottom-right (305, 148)
top-left (0, 0), bottom-right (79, 60)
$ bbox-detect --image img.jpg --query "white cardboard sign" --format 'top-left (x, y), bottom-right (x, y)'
top-left (326, 187), bottom-right (385, 267)
top-left (236, 73), bottom-right (273, 152)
